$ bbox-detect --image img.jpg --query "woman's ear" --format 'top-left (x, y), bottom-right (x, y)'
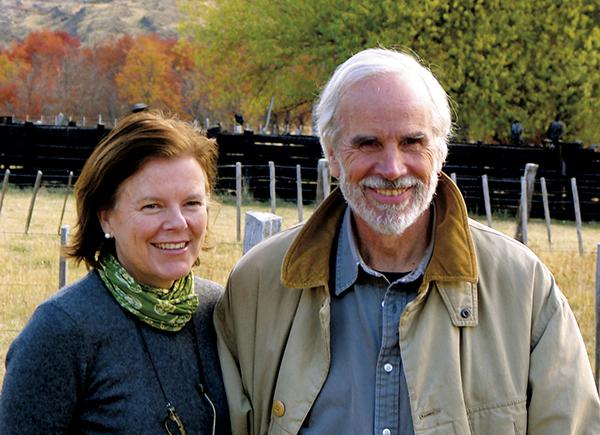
top-left (97, 209), bottom-right (111, 235)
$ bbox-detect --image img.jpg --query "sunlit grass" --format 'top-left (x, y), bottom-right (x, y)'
top-left (1, 187), bottom-right (598, 384)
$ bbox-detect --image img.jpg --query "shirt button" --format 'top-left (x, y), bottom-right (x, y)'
top-left (383, 429), bottom-right (391, 435)
top-left (381, 300), bottom-right (385, 308)
top-left (384, 363), bottom-right (393, 372)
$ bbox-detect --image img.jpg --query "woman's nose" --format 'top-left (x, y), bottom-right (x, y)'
top-left (163, 207), bottom-right (188, 230)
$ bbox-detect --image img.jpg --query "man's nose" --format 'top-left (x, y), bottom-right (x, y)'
top-left (377, 144), bottom-right (407, 180)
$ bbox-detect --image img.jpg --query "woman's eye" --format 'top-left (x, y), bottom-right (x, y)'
top-left (186, 200), bottom-right (205, 207)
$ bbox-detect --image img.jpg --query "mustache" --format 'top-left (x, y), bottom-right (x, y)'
top-left (359, 175), bottom-right (421, 189)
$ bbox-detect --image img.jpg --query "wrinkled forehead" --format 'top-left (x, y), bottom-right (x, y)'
top-left (336, 73), bottom-right (433, 127)
top-left (342, 72), bottom-right (431, 107)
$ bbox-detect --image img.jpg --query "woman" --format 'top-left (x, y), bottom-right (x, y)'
top-left (0, 110), bottom-right (230, 434)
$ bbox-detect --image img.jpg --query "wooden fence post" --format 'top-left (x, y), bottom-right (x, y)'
top-left (296, 164), bottom-right (303, 223)
top-left (540, 177), bottom-right (552, 246)
top-left (25, 170), bottom-right (43, 234)
top-left (236, 162), bottom-right (242, 242)
top-left (515, 163), bottom-right (538, 242)
top-left (595, 243), bottom-right (600, 393)
top-left (571, 178), bottom-right (584, 254)
top-left (59, 225), bottom-right (69, 289)
top-left (482, 174), bottom-right (492, 227)
top-left (269, 161), bottom-right (276, 213)
top-left (243, 211), bottom-right (282, 254)
top-left (519, 176), bottom-right (528, 245)
top-left (0, 169), bottom-right (10, 217)
top-left (57, 171), bottom-right (73, 234)
top-left (316, 158), bottom-right (330, 205)
top-left (322, 160), bottom-right (331, 198)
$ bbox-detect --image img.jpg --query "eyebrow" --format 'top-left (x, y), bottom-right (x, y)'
top-left (350, 132), bottom-right (427, 146)
top-left (137, 192), bottom-right (205, 203)
top-left (403, 132), bottom-right (427, 142)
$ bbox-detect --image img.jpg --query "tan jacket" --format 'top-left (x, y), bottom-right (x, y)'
top-left (215, 173), bottom-right (600, 435)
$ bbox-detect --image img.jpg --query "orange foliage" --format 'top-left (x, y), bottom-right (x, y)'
top-left (7, 30), bottom-right (80, 117)
top-left (115, 35), bottom-right (183, 113)
top-left (0, 30), bottom-right (205, 121)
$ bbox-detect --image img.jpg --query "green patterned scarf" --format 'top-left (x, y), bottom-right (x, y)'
top-left (97, 252), bottom-right (198, 332)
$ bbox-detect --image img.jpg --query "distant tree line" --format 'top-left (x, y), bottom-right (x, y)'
top-left (0, 30), bottom-right (212, 124)
top-left (1, 0), bottom-right (598, 145)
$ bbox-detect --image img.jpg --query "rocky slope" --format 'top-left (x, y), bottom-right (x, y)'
top-left (0, 0), bottom-right (181, 47)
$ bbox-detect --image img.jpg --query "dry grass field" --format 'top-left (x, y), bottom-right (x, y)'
top-left (1, 187), bottom-right (599, 385)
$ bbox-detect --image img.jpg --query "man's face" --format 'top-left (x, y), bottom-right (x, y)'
top-left (329, 73), bottom-right (439, 236)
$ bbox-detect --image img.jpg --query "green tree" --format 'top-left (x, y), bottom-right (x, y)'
top-left (180, 0), bottom-right (599, 143)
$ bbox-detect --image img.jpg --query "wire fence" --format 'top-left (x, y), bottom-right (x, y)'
top-left (0, 163), bottom-right (599, 389)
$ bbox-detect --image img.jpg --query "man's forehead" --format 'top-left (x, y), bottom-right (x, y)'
top-left (344, 73), bottom-right (430, 101)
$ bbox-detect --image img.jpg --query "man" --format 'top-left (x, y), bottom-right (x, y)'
top-left (215, 48), bottom-right (600, 435)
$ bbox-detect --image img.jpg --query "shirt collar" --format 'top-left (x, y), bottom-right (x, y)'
top-left (333, 205), bottom-right (436, 296)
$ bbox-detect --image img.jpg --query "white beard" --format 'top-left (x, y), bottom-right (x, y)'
top-left (338, 165), bottom-right (438, 235)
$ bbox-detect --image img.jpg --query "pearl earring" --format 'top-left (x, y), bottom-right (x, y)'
top-left (104, 232), bottom-right (112, 239)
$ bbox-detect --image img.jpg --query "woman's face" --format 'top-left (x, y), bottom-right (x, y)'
top-left (99, 156), bottom-right (208, 289)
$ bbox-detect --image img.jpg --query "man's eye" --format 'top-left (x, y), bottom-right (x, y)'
top-left (142, 203), bottom-right (159, 210)
top-left (404, 136), bottom-right (426, 147)
top-left (357, 141), bottom-right (380, 150)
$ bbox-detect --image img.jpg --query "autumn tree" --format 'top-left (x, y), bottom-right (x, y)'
top-left (170, 38), bottom-right (213, 122)
top-left (7, 30), bottom-right (81, 118)
top-left (115, 35), bottom-right (184, 113)
top-left (78, 35), bottom-right (135, 121)
top-left (0, 50), bottom-right (19, 114)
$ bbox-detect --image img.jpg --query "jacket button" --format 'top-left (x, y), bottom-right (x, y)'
top-left (460, 308), bottom-right (471, 319)
top-left (272, 400), bottom-right (285, 417)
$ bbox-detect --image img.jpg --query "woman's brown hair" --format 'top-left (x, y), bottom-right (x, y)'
top-left (64, 110), bottom-right (218, 268)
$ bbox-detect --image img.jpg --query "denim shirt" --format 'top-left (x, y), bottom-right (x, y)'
top-left (300, 206), bottom-right (434, 435)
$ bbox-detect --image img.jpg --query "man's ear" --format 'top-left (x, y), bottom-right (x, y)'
top-left (327, 147), bottom-right (341, 178)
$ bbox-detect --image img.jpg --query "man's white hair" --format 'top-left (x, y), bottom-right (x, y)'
top-left (315, 48), bottom-right (452, 173)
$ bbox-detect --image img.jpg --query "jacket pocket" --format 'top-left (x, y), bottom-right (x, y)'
top-left (467, 399), bottom-right (527, 435)
top-left (267, 416), bottom-right (294, 435)
top-left (418, 421), bottom-right (457, 434)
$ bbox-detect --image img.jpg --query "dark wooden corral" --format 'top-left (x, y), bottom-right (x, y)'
top-left (443, 142), bottom-right (600, 221)
top-left (213, 130), bottom-right (322, 202)
top-left (0, 119), bottom-right (109, 185)
top-left (0, 119), bottom-right (598, 221)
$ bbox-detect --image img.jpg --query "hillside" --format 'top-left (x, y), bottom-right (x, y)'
top-left (0, 0), bottom-right (181, 47)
